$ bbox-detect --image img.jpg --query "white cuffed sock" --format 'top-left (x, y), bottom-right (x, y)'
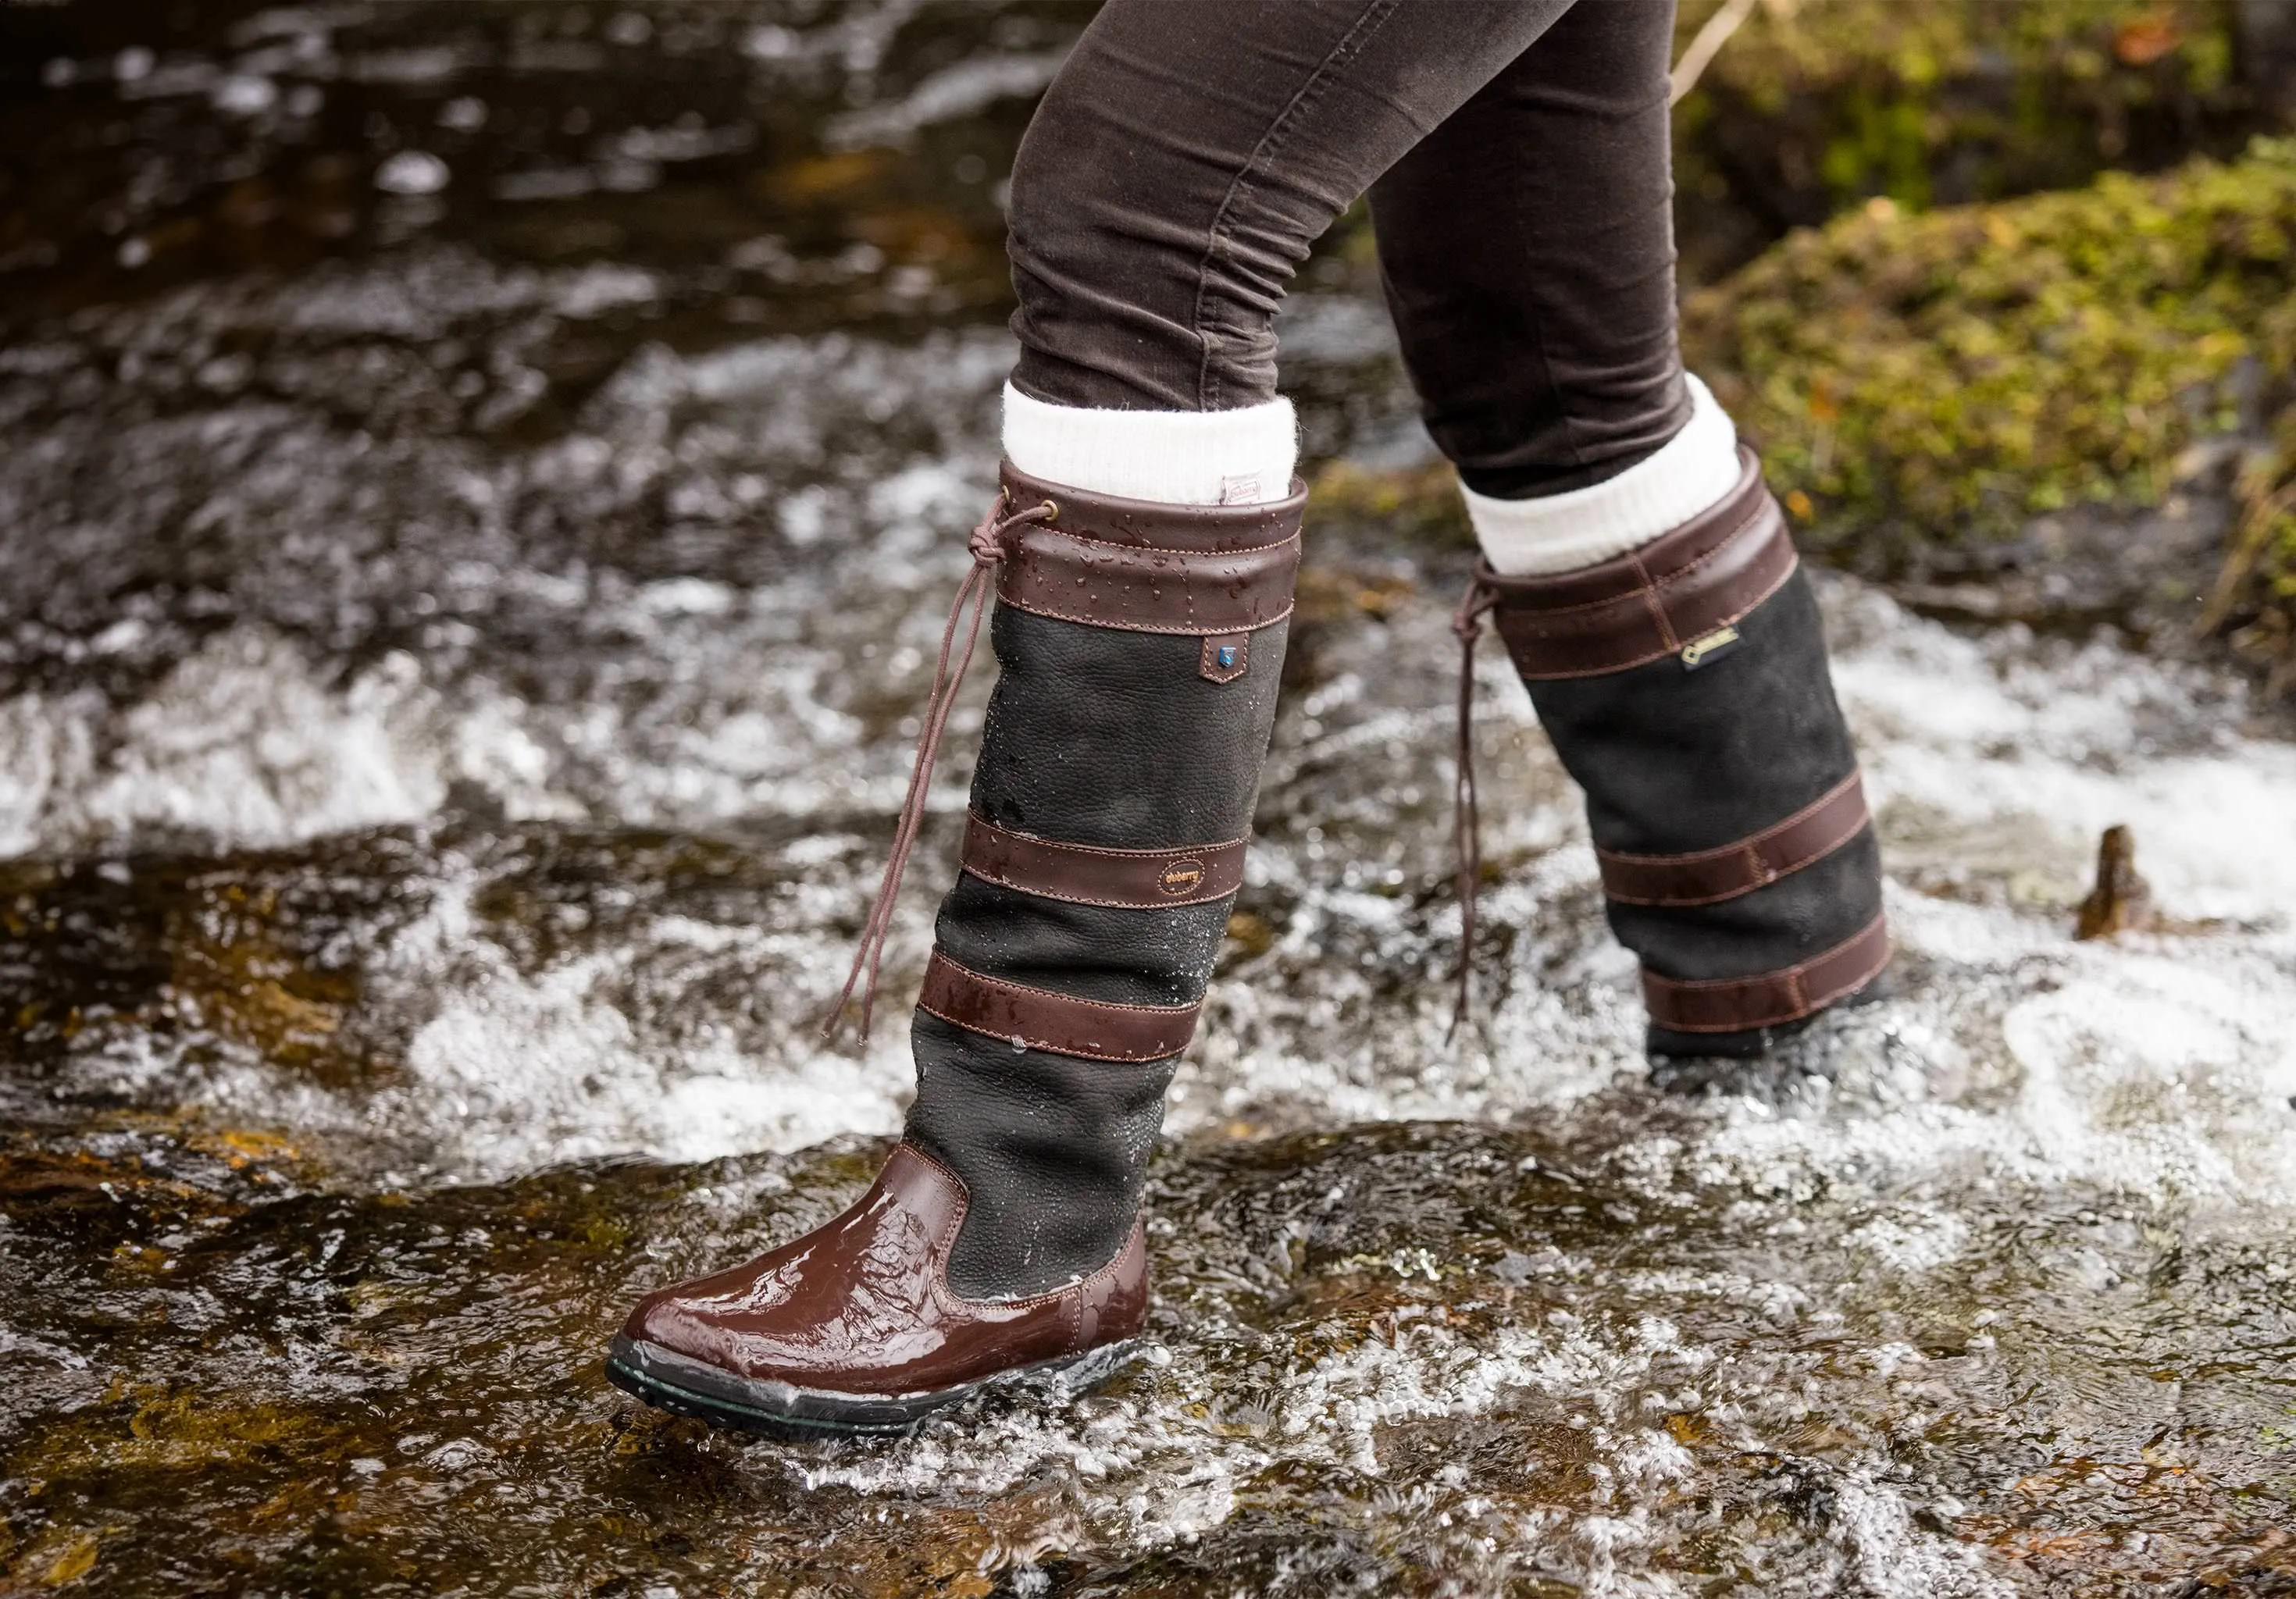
top-left (1000, 382), bottom-right (1299, 507)
top-left (1464, 374), bottom-right (1744, 575)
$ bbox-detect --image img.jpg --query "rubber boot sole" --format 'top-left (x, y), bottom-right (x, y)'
top-left (604, 1332), bottom-right (1136, 1440)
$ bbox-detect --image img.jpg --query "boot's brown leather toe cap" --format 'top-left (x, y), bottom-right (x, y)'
top-left (615, 1144), bottom-right (1147, 1401)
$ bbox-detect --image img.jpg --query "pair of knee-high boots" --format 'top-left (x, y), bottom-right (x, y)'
top-left (605, 447), bottom-right (1885, 1437)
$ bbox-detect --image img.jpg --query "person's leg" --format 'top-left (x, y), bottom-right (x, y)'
top-left (610, 0), bottom-right (1583, 1436)
top-left (1371, 0), bottom-right (1692, 500)
top-left (1006, 0), bottom-right (1578, 418)
top-left (1371, 1), bottom-right (1888, 1058)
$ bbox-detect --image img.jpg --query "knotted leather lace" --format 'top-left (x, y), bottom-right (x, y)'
top-left (822, 489), bottom-right (1058, 1042)
top-left (1449, 572), bottom-right (1501, 1040)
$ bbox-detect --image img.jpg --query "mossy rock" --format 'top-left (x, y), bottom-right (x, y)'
top-left (1685, 135), bottom-right (2296, 682)
top-left (1670, 0), bottom-right (2259, 280)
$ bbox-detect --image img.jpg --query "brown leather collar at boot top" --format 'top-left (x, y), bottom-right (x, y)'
top-left (620, 1143), bottom-right (1148, 1398)
top-left (998, 461), bottom-right (1307, 551)
top-left (1481, 446), bottom-right (1797, 680)
top-left (993, 461), bottom-right (1304, 636)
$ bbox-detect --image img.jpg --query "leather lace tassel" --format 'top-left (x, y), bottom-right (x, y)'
top-left (822, 490), bottom-right (1057, 1042)
top-left (1449, 575), bottom-right (1499, 1039)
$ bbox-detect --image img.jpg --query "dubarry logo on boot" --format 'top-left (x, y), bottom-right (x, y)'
top-left (1157, 859), bottom-right (1207, 895)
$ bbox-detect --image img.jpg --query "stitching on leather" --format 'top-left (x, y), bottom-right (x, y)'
top-left (1471, 458), bottom-right (1762, 605)
top-left (1644, 950), bottom-right (1882, 1034)
top-left (999, 531), bottom-right (1302, 635)
top-left (919, 954), bottom-right (1201, 1063)
top-left (1599, 773), bottom-right (1867, 906)
top-left (960, 810), bottom-right (1247, 909)
top-left (1628, 548), bottom-right (1679, 653)
top-left (931, 956), bottom-right (1200, 1018)
top-left (959, 867), bottom-right (1237, 910)
top-left (967, 814), bottom-right (1250, 862)
top-left (1007, 465), bottom-right (1310, 525)
top-left (1648, 497), bottom-right (1779, 601)
top-left (1200, 632), bottom-right (1249, 682)
top-left (1013, 530), bottom-right (1303, 562)
top-left (940, 1215), bottom-right (1143, 1314)
top-left (1482, 493), bottom-right (1774, 621)
top-left (907, 1139), bottom-right (1139, 1314)
top-left (914, 999), bottom-right (1196, 1063)
top-left (893, 1139), bottom-right (972, 1278)
top-left (1005, 599), bottom-right (1297, 636)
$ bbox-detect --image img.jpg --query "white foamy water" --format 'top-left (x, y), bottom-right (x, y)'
top-left (9, 466), bottom-right (2295, 1216)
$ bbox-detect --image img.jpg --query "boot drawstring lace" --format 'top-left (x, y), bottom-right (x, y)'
top-left (1449, 573), bottom-right (1501, 1041)
top-left (822, 490), bottom-right (1058, 1043)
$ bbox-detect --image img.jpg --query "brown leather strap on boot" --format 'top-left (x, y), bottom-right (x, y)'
top-left (1642, 913), bottom-right (1890, 1033)
top-left (961, 813), bottom-right (1250, 908)
top-left (1595, 772), bottom-right (1870, 907)
top-left (1478, 447), bottom-right (1799, 682)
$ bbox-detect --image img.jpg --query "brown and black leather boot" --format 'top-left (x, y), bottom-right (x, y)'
top-left (606, 463), bottom-right (1303, 1435)
top-left (1453, 447), bottom-right (1887, 1059)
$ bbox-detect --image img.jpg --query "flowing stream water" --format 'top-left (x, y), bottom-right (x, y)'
top-left (4, 4), bottom-right (2295, 1595)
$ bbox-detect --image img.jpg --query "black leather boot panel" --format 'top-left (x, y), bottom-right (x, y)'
top-left (1524, 573), bottom-right (1855, 855)
top-left (885, 469), bottom-right (1303, 1299)
top-left (972, 607), bottom-right (1289, 849)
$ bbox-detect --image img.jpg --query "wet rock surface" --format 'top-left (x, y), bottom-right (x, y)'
top-left (5, 3), bottom-right (2296, 1594)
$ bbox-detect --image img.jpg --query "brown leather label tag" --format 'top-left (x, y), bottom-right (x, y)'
top-left (1200, 632), bottom-right (1248, 684)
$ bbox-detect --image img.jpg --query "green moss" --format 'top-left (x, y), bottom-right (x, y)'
top-left (1307, 458), bottom-right (1469, 551)
top-left (1685, 137), bottom-right (2296, 679)
top-left (1672, 0), bottom-right (2249, 281)
top-left (1688, 141), bottom-right (2296, 536)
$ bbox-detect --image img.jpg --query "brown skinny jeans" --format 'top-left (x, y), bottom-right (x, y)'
top-left (1006, 0), bottom-right (1688, 497)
